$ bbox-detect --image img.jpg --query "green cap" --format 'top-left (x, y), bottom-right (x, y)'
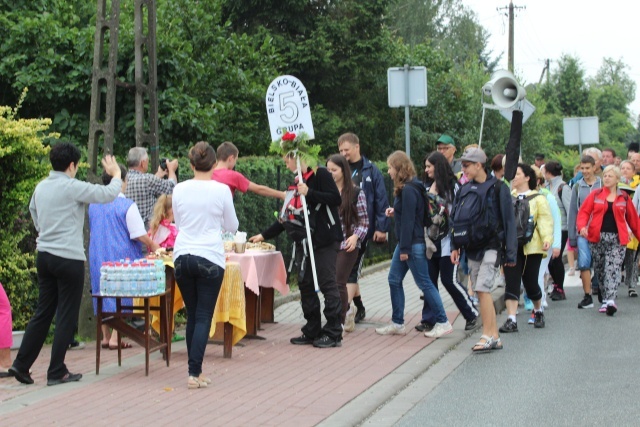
top-left (437, 134), bottom-right (455, 146)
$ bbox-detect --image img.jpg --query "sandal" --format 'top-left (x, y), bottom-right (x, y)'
top-left (188, 376), bottom-right (208, 389)
top-left (491, 337), bottom-right (503, 350)
top-left (109, 341), bottom-right (133, 350)
top-left (472, 335), bottom-right (494, 353)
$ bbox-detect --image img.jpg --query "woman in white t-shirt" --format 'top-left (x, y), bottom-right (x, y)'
top-left (172, 141), bottom-right (239, 390)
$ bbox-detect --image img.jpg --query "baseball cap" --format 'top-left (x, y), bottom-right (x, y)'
top-left (460, 147), bottom-right (487, 164)
top-left (436, 134), bottom-right (455, 146)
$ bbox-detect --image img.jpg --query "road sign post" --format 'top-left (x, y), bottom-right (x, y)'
top-left (388, 66), bottom-right (427, 157)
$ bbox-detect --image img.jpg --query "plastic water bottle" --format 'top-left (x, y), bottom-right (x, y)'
top-left (148, 264), bottom-right (157, 295)
top-left (526, 215), bottom-right (535, 239)
top-left (123, 263), bottom-right (133, 296)
top-left (113, 262), bottom-right (123, 296)
top-left (99, 262), bottom-right (108, 295)
top-left (155, 260), bottom-right (165, 293)
top-left (130, 263), bottom-right (139, 295)
top-left (105, 262), bottom-right (115, 296)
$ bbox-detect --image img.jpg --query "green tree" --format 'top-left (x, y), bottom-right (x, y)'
top-left (544, 54), bottom-right (593, 118)
top-left (387, 0), bottom-right (499, 71)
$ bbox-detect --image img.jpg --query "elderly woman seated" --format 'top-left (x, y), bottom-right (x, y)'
top-left (89, 164), bottom-right (160, 350)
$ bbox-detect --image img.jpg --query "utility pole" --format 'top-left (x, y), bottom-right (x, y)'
top-left (498, 1), bottom-right (525, 72)
top-left (538, 59), bottom-right (550, 85)
top-left (83, 0), bottom-right (160, 339)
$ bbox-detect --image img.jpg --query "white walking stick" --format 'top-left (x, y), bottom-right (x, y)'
top-left (295, 151), bottom-right (320, 293)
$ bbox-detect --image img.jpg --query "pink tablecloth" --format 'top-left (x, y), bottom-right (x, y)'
top-left (226, 251), bottom-right (289, 296)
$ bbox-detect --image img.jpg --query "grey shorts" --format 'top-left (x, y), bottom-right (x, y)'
top-left (467, 249), bottom-right (499, 293)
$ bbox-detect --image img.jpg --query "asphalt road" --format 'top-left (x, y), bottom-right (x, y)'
top-left (369, 282), bottom-right (640, 426)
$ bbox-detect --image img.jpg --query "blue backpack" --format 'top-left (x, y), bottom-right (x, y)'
top-left (450, 178), bottom-right (502, 250)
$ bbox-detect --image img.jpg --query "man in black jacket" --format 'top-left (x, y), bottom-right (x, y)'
top-left (250, 154), bottom-right (343, 348)
top-left (338, 132), bottom-right (389, 324)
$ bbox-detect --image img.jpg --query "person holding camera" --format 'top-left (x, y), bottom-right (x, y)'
top-left (125, 147), bottom-right (179, 227)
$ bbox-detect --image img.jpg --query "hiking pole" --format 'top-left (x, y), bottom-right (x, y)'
top-left (295, 152), bottom-right (320, 293)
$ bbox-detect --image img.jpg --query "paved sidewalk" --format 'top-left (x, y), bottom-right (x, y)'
top-left (0, 265), bottom-right (490, 426)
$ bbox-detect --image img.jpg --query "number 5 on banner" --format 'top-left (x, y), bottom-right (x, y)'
top-left (266, 75), bottom-right (314, 141)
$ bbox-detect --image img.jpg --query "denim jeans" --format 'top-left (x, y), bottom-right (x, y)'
top-left (175, 254), bottom-right (223, 377)
top-left (577, 236), bottom-right (599, 290)
top-left (387, 244), bottom-right (448, 325)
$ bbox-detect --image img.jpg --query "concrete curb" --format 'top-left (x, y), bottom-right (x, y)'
top-left (317, 285), bottom-right (506, 427)
top-left (273, 260), bottom-right (392, 309)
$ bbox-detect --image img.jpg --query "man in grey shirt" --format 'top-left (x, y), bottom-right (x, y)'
top-left (9, 142), bottom-right (122, 386)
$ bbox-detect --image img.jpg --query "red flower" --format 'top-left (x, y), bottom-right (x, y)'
top-left (282, 132), bottom-right (296, 141)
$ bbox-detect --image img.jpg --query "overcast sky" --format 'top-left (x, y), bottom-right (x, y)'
top-left (463, 0), bottom-right (640, 120)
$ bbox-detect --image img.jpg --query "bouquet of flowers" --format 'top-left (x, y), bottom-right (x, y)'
top-left (269, 130), bottom-right (321, 168)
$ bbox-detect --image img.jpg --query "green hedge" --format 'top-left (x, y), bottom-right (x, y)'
top-left (0, 99), bottom-right (51, 330)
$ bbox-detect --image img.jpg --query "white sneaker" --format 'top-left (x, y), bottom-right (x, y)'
top-left (424, 321), bottom-right (453, 338)
top-left (344, 302), bottom-right (356, 332)
top-left (375, 323), bottom-right (407, 336)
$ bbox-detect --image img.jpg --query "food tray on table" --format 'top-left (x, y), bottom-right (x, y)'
top-left (245, 242), bottom-right (276, 252)
top-left (148, 248), bottom-right (173, 263)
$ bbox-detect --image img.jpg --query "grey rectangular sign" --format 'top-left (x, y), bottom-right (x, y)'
top-left (563, 117), bottom-right (599, 146)
top-left (388, 66), bottom-right (428, 107)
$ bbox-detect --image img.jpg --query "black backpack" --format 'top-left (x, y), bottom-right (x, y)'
top-left (450, 178), bottom-right (502, 251)
top-left (406, 182), bottom-right (449, 241)
top-left (512, 193), bottom-right (544, 247)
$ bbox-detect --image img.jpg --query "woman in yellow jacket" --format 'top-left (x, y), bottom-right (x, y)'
top-left (500, 163), bottom-right (553, 332)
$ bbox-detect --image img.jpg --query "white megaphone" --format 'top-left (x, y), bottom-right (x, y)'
top-left (482, 69), bottom-right (526, 109)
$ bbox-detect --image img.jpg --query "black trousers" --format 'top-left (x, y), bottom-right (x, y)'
top-left (504, 250), bottom-right (543, 302)
top-left (14, 251), bottom-right (85, 380)
top-left (548, 230), bottom-right (568, 289)
top-left (299, 242), bottom-right (342, 341)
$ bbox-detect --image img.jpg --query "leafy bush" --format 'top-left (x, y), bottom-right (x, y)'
top-left (0, 94), bottom-right (52, 330)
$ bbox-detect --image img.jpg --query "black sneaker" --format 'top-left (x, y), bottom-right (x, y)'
top-left (630, 289), bottom-right (638, 298)
top-left (290, 334), bottom-right (314, 345)
top-left (465, 317), bottom-right (478, 331)
top-left (550, 287), bottom-right (566, 301)
top-left (312, 335), bottom-right (342, 348)
top-left (534, 311), bottom-right (545, 328)
top-left (47, 372), bottom-right (82, 386)
top-left (578, 294), bottom-right (594, 309)
top-left (8, 366), bottom-right (34, 385)
top-left (354, 306), bottom-right (366, 323)
top-left (415, 322), bottom-right (434, 332)
top-left (499, 318), bottom-right (518, 333)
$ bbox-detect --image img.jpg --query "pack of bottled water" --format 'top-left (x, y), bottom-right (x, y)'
top-left (99, 258), bottom-right (166, 296)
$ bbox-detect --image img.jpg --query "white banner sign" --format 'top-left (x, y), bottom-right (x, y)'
top-left (266, 75), bottom-right (315, 141)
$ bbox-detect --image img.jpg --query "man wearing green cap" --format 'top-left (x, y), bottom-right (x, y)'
top-left (436, 134), bottom-right (461, 174)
